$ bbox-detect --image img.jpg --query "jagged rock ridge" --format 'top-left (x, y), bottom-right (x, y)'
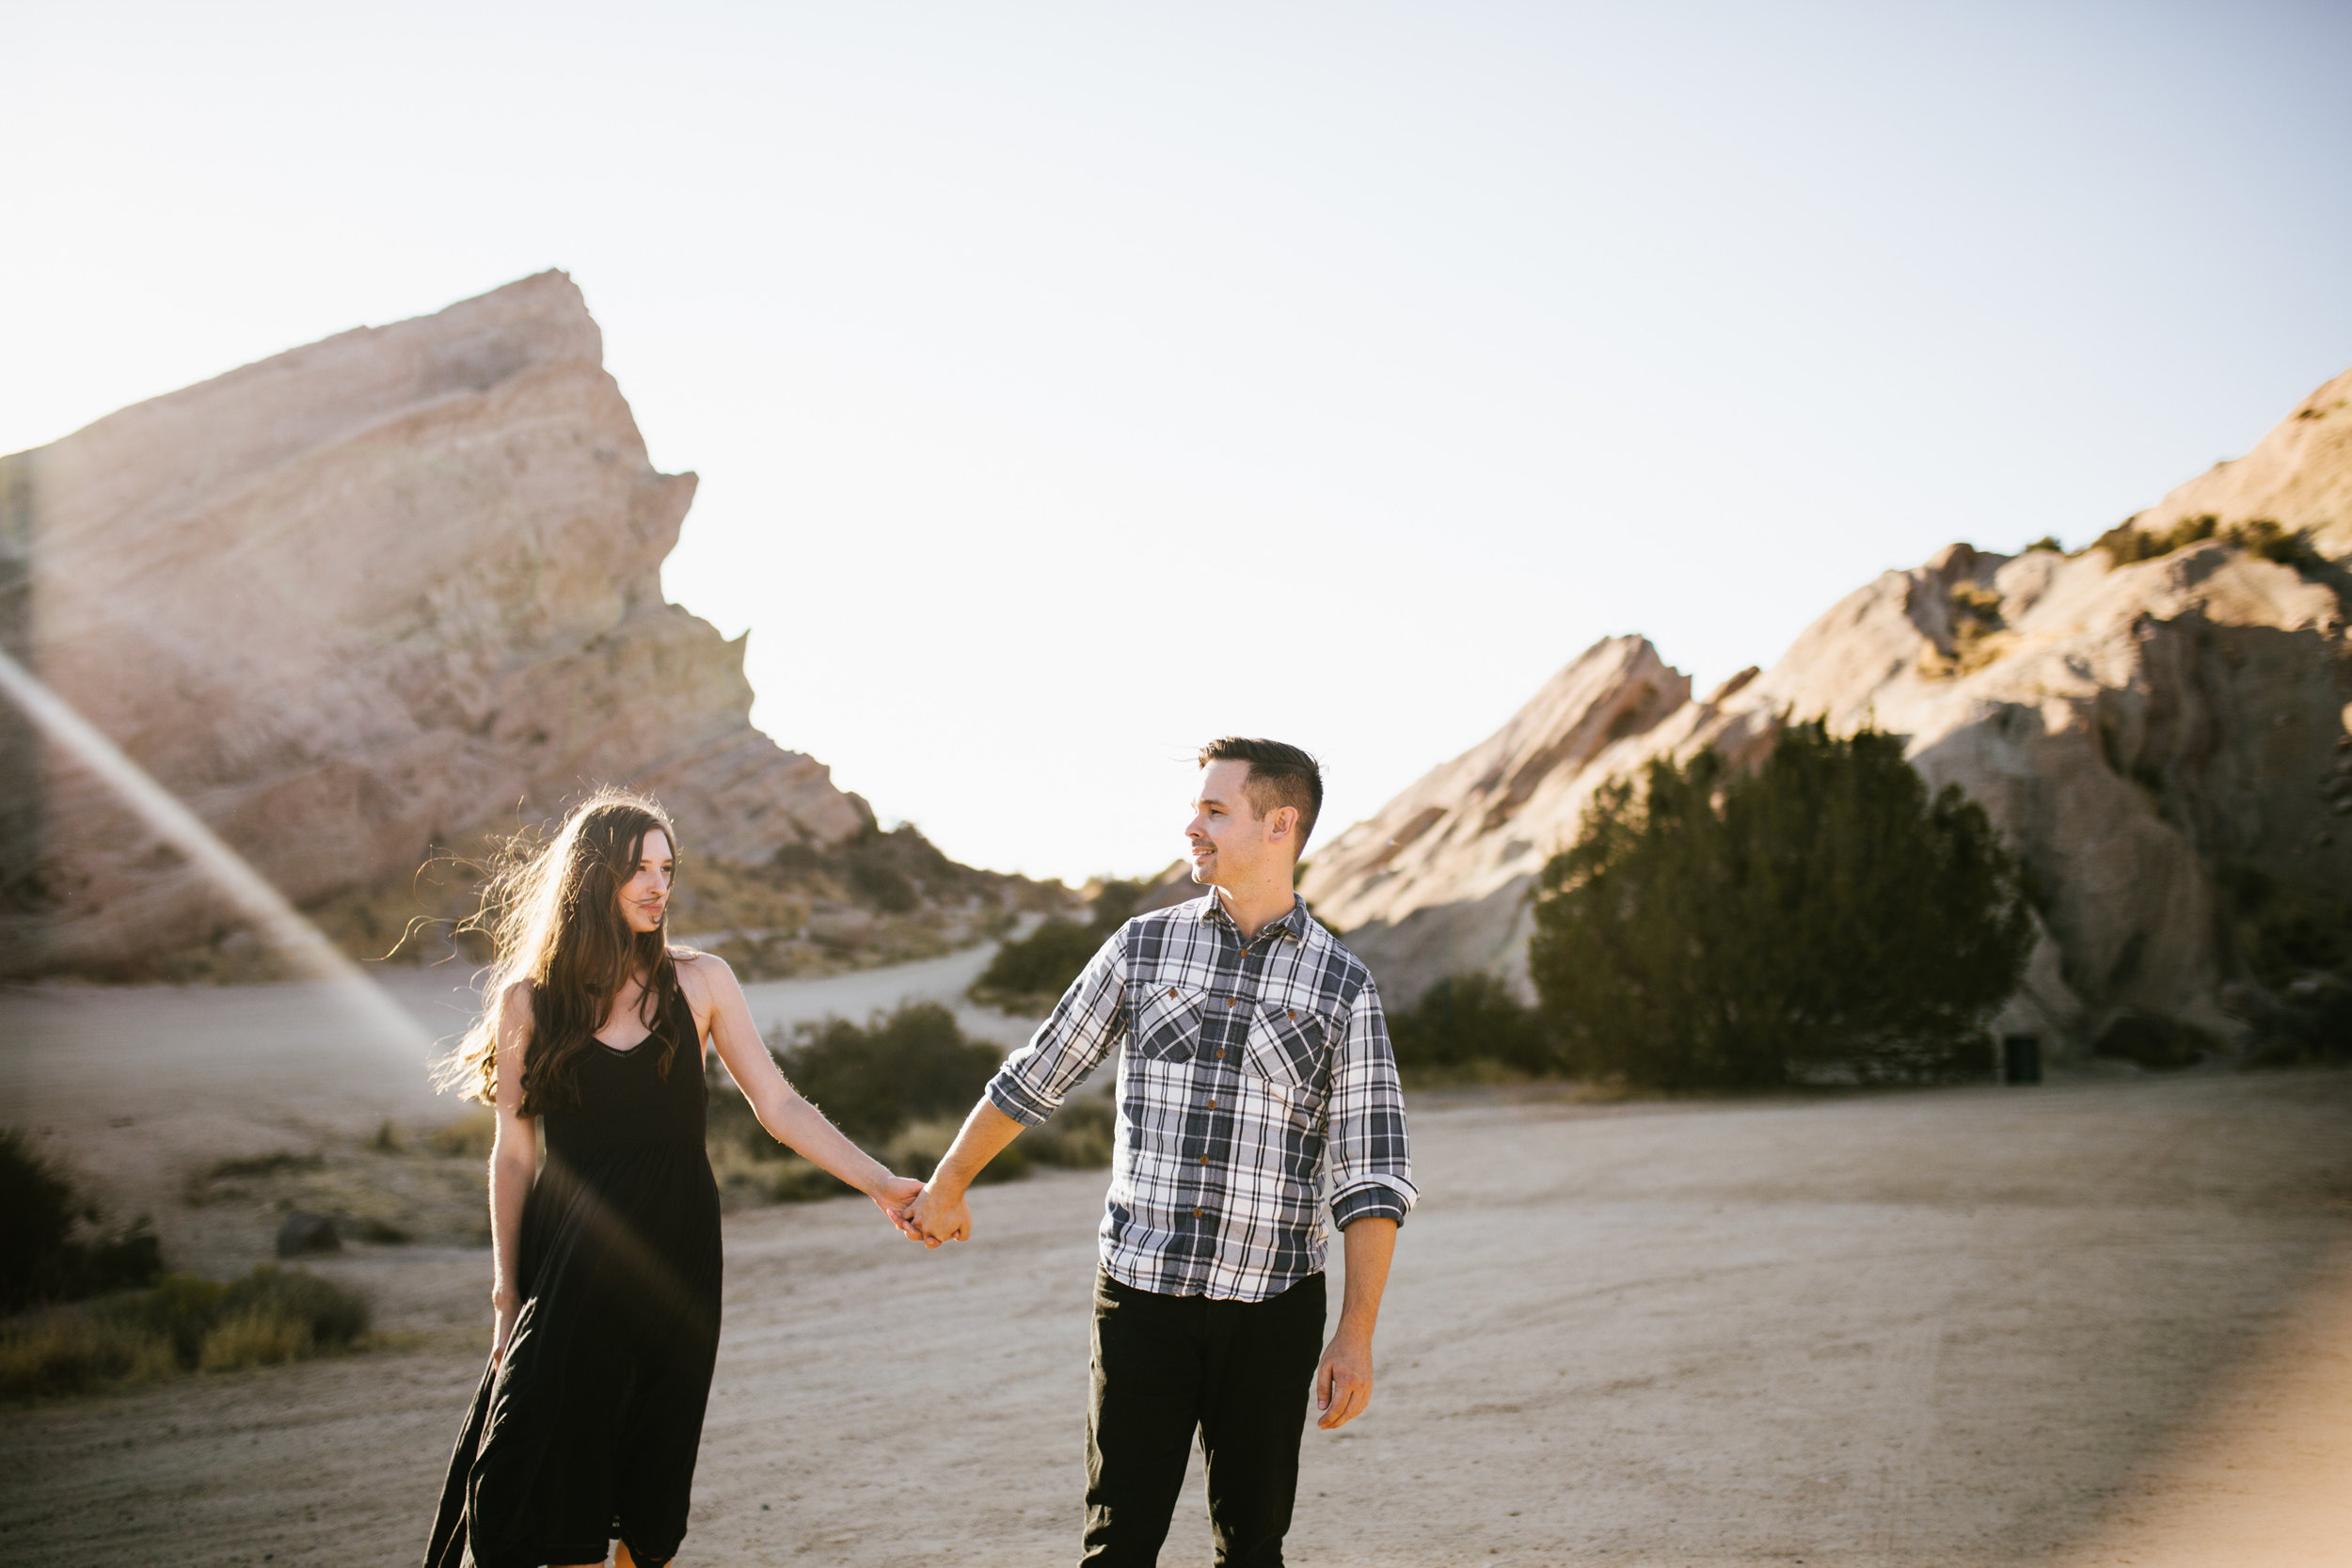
top-left (1304, 370), bottom-right (2352, 1058)
top-left (0, 272), bottom-right (879, 975)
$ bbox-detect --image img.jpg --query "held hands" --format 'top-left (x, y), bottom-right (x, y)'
top-left (900, 1180), bottom-right (973, 1248)
top-left (1313, 1329), bottom-right (1374, 1430)
top-left (872, 1175), bottom-right (927, 1240)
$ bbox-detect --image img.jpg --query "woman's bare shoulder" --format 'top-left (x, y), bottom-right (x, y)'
top-left (670, 947), bottom-right (737, 988)
top-left (499, 976), bottom-right (536, 1016)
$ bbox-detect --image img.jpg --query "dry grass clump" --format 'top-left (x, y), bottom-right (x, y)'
top-left (1, 1264), bottom-right (370, 1399)
top-left (1919, 581), bottom-right (2015, 678)
top-left (0, 1314), bottom-right (178, 1397)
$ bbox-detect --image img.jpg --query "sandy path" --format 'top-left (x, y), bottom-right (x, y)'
top-left (4, 1059), bottom-right (2348, 1566)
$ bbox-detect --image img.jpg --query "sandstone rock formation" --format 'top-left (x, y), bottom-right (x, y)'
top-left (1305, 371), bottom-right (2352, 1058)
top-left (0, 273), bottom-right (877, 976)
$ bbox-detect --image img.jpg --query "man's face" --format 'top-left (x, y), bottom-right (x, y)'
top-left (1185, 760), bottom-right (1292, 889)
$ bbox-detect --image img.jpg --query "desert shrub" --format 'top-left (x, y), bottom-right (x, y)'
top-left (0, 1130), bottom-right (164, 1311)
top-left (2023, 535), bottom-right (2065, 554)
top-left (4, 1265), bottom-right (368, 1398)
top-left (220, 1264), bottom-right (369, 1348)
top-left (972, 918), bottom-right (1104, 1005)
top-left (1388, 973), bottom-right (1553, 1076)
top-left (2095, 513), bottom-right (2217, 566)
top-left (1023, 1093), bottom-right (1117, 1169)
top-left (772, 1002), bottom-right (1004, 1144)
top-left (764, 1158), bottom-right (858, 1203)
top-left (199, 1307), bottom-right (313, 1370)
top-left (1529, 722), bottom-right (2034, 1090)
top-left (972, 879), bottom-right (1152, 1010)
top-left (2223, 518), bottom-right (2326, 573)
top-left (0, 1313), bottom-right (177, 1398)
top-left (103, 1274), bottom-right (230, 1365)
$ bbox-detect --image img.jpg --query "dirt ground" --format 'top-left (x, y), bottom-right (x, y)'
top-left (4, 971), bottom-right (2350, 1566)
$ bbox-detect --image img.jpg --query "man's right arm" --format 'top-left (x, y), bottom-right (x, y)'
top-left (905, 927), bottom-right (1130, 1243)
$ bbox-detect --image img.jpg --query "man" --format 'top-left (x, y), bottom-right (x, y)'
top-left (904, 737), bottom-right (1416, 1567)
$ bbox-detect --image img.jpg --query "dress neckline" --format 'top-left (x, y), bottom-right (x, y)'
top-left (592, 973), bottom-right (677, 1055)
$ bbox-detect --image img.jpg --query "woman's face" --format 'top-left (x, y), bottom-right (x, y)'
top-left (618, 829), bottom-right (675, 935)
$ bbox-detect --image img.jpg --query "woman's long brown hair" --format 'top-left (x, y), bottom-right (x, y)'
top-left (435, 789), bottom-right (686, 1115)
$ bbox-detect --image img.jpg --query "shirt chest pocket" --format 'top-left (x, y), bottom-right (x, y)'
top-left (1129, 983), bottom-right (1208, 1063)
top-left (1242, 1000), bottom-right (1334, 1107)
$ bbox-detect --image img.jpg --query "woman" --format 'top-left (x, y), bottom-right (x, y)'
top-left (425, 790), bottom-right (922, 1568)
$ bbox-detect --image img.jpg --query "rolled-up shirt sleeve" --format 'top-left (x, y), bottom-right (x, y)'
top-left (1324, 974), bottom-right (1418, 1228)
top-left (985, 927), bottom-right (1130, 1126)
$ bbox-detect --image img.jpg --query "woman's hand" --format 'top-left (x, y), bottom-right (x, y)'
top-left (872, 1175), bottom-right (926, 1238)
top-left (491, 1291), bottom-right (521, 1367)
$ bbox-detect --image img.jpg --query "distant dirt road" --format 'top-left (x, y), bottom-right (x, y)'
top-left (3, 973), bottom-right (2348, 1565)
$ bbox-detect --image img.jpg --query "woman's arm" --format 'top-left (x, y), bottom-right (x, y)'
top-left (487, 981), bottom-right (538, 1365)
top-left (683, 953), bottom-right (923, 1225)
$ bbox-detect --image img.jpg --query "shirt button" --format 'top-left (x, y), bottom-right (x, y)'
top-left (1168, 988), bottom-right (1178, 998)
top-left (1287, 1009), bottom-right (1296, 1020)
top-left (1191, 1206), bottom-right (1203, 1217)
top-left (1226, 998), bottom-right (1237, 1007)
top-left (1216, 1049), bottom-right (1226, 1060)
top-left (1207, 1099), bottom-right (1218, 1110)
top-left (1198, 1155), bottom-right (1208, 1165)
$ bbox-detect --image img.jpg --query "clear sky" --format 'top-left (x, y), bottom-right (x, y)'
top-left (7, 2), bottom-right (2349, 884)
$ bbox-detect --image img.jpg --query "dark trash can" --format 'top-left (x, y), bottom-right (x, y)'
top-left (2002, 1035), bottom-right (2042, 1085)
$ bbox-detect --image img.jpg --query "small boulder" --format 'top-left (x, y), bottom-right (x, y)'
top-left (276, 1211), bottom-right (342, 1258)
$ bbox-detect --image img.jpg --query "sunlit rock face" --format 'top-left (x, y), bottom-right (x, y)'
top-left (0, 272), bottom-right (869, 974)
top-left (1304, 372), bottom-right (2352, 1057)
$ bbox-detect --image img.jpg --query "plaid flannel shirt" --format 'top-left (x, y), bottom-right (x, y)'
top-left (985, 893), bottom-right (1416, 1303)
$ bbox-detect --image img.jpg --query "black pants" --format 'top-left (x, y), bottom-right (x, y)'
top-left (1083, 1269), bottom-right (1327, 1568)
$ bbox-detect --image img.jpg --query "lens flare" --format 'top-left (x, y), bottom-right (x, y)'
top-left (0, 644), bottom-right (435, 1057)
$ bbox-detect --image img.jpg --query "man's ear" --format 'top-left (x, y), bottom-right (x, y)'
top-left (1268, 804), bottom-right (1298, 845)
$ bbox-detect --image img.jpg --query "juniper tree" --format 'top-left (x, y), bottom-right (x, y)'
top-left (1527, 722), bottom-right (2033, 1089)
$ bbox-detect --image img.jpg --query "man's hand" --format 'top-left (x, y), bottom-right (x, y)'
top-left (1315, 1214), bottom-right (1397, 1430)
top-left (903, 1181), bottom-right (972, 1247)
top-left (872, 1175), bottom-right (926, 1239)
top-left (1313, 1329), bottom-right (1373, 1429)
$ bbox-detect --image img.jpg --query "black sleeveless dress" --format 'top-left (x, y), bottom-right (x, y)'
top-left (426, 975), bottom-right (723, 1568)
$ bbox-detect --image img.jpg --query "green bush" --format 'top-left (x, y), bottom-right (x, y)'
top-left (1388, 973), bottom-right (1552, 1076)
top-left (3, 1264), bottom-right (369, 1399)
top-left (772, 1002), bottom-right (1004, 1144)
top-left (1529, 721), bottom-right (2034, 1090)
top-left (1025, 1094), bottom-right (1117, 1169)
top-left (0, 1130), bottom-right (164, 1311)
top-left (2023, 535), bottom-right (2065, 554)
top-left (972, 879), bottom-right (1152, 1010)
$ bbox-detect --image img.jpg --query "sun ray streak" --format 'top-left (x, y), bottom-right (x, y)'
top-left (0, 644), bottom-right (436, 1056)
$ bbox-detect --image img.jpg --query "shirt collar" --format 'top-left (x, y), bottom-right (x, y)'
top-left (1199, 892), bottom-right (1309, 944)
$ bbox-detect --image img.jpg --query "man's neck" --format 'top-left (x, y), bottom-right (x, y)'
top-left (1215, 880), bottom-right (1297, 944)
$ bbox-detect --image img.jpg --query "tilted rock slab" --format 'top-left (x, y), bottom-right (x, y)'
top-left (0, 272), bottom-right (867, 975)
top-left (1303, 370), bottom-right (2352, 1055)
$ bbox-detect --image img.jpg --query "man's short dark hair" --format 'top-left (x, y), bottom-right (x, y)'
top-left (1199, 737), bottom-right (1324, 849)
